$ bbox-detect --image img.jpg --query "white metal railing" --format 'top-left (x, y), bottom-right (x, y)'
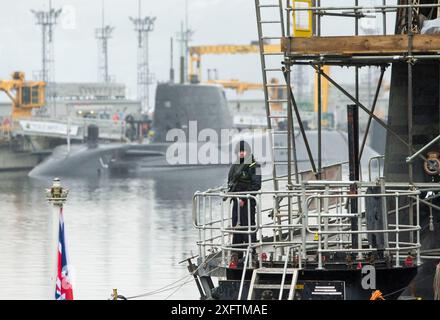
top-left (13, 117), bottom-right (127, 141)
top-left (368, 155), bottom-right (385, 181)
top-left (304, 190), bottom-right (421, 269)
top-left (193, 180), bottom-right (423, 271)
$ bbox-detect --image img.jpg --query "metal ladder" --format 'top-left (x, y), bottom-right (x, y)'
top-left (255, 0), bottom-right (291, 191)
top-left (247, 267), bottom-right (299, 300)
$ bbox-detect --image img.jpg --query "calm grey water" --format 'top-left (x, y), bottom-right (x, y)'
top-left (0, 168), bottom-right (227, 300)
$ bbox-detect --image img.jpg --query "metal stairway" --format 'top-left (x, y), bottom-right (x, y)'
top-left (247, 267), bottom-right (299, 300)
top-left (255, 0), bottom-right (294, 192)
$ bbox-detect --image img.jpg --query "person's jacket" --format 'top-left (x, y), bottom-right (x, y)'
top-left (228, 156), bottom-right (261, 192)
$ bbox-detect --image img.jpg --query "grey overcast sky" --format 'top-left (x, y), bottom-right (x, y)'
top-left (0, 0), bottom-right (398, 101)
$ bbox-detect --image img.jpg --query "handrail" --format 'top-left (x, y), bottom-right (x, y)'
top-left (193, 181), bottom-right (423, 270)
top-left (368, 155), bottom-right (384, 181)
top-left (279, 246), bottom-right (294, 300)
top-left (303, 190), bottom-right (421, 269)
top-left (238, 246), bottom-right (251, 301)
top-left (406, 134), bottom-right (440, 163)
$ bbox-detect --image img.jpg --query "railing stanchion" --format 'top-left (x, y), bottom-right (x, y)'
top-left (416, 194), bottom-right (421, 266)
top-left (221, 193), bottom-right (226, 267)
top-left (301, 185), bottom-right (307, 260)
top-left (247, 195), bottom-right (252, 268)
top-left (357, 188), bottom-right (363, 260)
top-left (238, 246), bottom-right (250, 300)
top-left (395, 193), bottom-right (400, 267)
top-left (202, 196), bottom-right (207, 260)
top-left (317, 197), bottom-right (323, 270)
top-left (258, 193), bottom-right (263, 269)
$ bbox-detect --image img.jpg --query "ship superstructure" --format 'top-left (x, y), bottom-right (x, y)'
top-left (187, 0), bottom-right (440, 300)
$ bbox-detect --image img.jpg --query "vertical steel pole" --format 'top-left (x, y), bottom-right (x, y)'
top-left (408, 1), bottom-right (415, 244)
top-left (170, 37), bottom-right (175, 83)
top-left (247, 197), bottom-right (252, 267)
top-left (180, 22), bottom-right (185, 84)
top-left (355, 0), bottom-right (360, 122)
top-left (220, 195), bottom-right (225, 267)
top-left (317, 0), bottom-right (321, 36)
top-left (202, 196), bottom-right (206, 260)
top-left (286, 62), bottom-right (293, 213)
top-left (209, 197), bottom-right (213, 247)
top-left (323, 184), bottom-right (329, 250)
top-left (286, 61), bottom-right (294, 242)
top-left (317, 198), bottom-right (323, 269)
top-left (258, 193), bottom-right (263, 269)
top-left (317, 0), bottom-right (322, 179)
top-left (347, 104), bottom-right (360, 250)
top-left (286, 0), bottom-right (301, 234)
top-left (317, 66), bottom-right (322, 178)
top-left (395, 194), bottom-right (400, 267)
top-left (416, 195), bottom-right (421, 266)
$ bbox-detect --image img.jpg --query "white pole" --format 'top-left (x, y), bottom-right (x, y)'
top-left (49, 206), bottom-right (60, 300)
top-left (46, 178), bottom-right (68, 300)
top-left (67, 113), bottom-right (71, 154)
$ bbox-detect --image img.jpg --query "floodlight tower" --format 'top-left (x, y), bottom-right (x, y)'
top-left (31, 0), bottom-right (62, 112)
top-left (95, 2), bottom-right (114, 83)
top-left (129, 0), bottom-right (156, 112)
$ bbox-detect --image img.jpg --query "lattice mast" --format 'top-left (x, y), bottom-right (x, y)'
top-left (31, 0), bottom-right (61, 112)
top-left (95, 1), bottom-right (114, 83)
top-left (129, 0), bottom-right (156, 112)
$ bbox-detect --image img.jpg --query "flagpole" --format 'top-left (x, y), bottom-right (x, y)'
top-left (46, 178), bottom-right (68, 300)
top-left (50, 206), bottom-right (60, 300)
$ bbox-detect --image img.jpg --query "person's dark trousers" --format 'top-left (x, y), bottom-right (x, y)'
top-left (231, 198), bottom-right (257, 259)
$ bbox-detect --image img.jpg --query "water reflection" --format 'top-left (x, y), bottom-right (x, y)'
top-left (0, 168), bottom-right (227, 300)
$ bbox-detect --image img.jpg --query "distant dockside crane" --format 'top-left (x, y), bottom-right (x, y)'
top-left (189, 43), bottom-right (329, 117)
top-left (0, 72), bottom-right (46, 121)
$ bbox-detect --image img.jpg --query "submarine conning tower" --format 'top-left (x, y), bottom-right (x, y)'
top-left (152, 83), bottom-right (233, 143)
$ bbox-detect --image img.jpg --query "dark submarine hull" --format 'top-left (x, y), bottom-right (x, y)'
top-left (29, 83), bottom-right (234, 178)
top-left (211, 266), bottom-right (418, 300)
top-left (27, 141), bottom-right (234, 178)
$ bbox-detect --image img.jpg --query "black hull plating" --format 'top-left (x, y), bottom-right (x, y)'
top-left (211, 266), bottom-right (417, 300)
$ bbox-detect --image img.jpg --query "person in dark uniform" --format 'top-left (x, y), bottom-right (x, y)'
top-left (228, 140), bottom-right (261, 258)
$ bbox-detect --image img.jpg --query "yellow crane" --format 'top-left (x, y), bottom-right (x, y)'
top-left (188, 44), bottom-right (280, 82)
top-left (206, 78), bottom-right (284, 113)
top-left (189, 43), bottom-right (329, 120)
top-left (205, 79), bottom-right (263, 95)
top-left (0, 71), bottom-right (46, 120)
top-left (314, 65), bottom-right (330, 114)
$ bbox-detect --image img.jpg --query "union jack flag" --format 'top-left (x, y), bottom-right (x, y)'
top-left (55, 208), bottom-right (74, 300)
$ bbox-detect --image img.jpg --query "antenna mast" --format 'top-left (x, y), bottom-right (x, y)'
top-left (95, 0), bottom-right (114, 83)
top-left (129, 0), bottom-right (156, 112)
top-left (31, 0), bottom-right (62, 112)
